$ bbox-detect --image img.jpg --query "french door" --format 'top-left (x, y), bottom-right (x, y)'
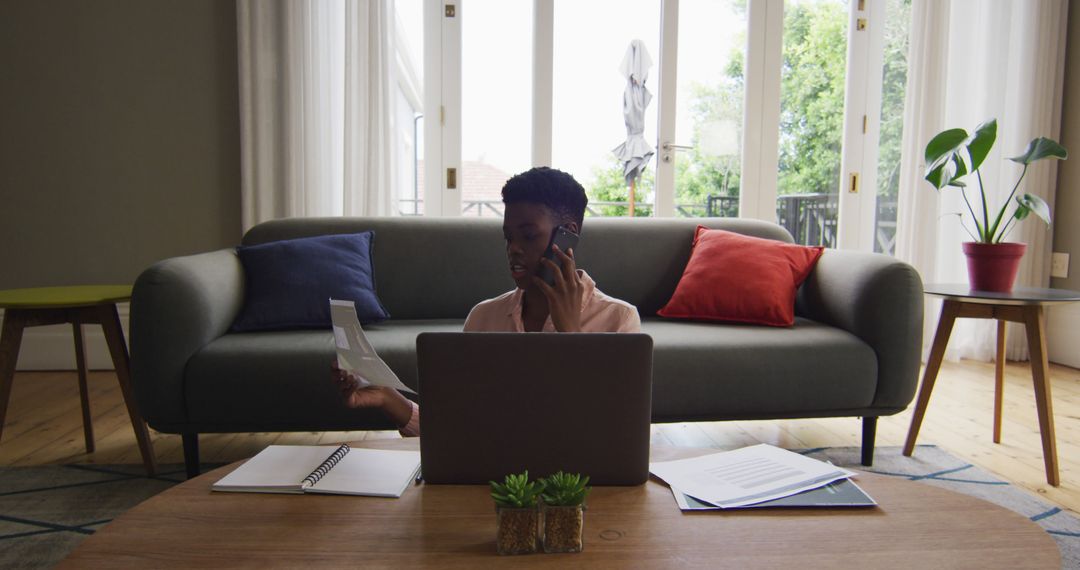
top-left (421, 0), bottom-right (908, 253)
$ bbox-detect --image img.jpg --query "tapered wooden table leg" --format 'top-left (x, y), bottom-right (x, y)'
top-left (993, 320), bottom-right (1006, 444)
top-left (0, 312), bottom-right (26, 444)
top-left (1023, 306), bottom-right (1058, 486)
top-left (904, 300), bottom-right (961, 456)
top-left (72, 321), bottom-right (95, 453)
top-left (97, 304), bottom-right (157, 476)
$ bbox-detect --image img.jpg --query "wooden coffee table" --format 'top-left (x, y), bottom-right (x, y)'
top-left (59, 439), bottom-right (1059, 569)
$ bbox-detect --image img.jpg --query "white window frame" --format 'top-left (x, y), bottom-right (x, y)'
top-left (532, 0), bottom-right (554, 167)
top-left (651, 0), bottom-right (679, 218)
top-left (837, 0), bottom-right (887, 251)
top-left (423, 0), bottom-right (461, 216)
top-left (738, 0), bottom-right (783, 222)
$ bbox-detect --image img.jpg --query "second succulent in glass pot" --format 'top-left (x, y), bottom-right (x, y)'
top-left (539, 471), bottom-right (591, 553)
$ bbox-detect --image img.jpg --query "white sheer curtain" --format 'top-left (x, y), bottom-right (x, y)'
top-left (895, 0), bottom-right (1069, 362)
top-left (238, 0), bottom-right (398, 232)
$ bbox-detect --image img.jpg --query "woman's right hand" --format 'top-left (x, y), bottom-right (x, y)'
top-left (331, 360), bottom-right (387, 409)
top-left (331, 360), bottom-right (415, 428)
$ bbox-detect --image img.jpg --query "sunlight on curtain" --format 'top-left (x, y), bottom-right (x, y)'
top-left (238, 0), bottom-right (398, 232)
top-left (895, 0), bottom-right (1068, 362)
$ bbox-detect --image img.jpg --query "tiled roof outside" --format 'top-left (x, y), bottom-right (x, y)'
top-left (415, 160), bottom-right (510, 201)
top-left (413, 160), bottom-right (510, 216)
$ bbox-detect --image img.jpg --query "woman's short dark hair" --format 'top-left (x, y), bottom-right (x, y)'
top-left (501, 167), bottom-right (588, 228)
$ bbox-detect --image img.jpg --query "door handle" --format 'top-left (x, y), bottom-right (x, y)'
top-left (661, 142), bottom-right (693, 162)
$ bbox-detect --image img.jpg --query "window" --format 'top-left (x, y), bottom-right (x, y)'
top-left (552, 0), bottom-right (660, 217)
top-left (395, 1), bottom-right (425, 215)
top-left (420, 0), bottom-right (909, 253)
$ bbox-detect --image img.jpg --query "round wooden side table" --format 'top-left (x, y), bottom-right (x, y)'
top-left (904, 284), bottom-right (1080, 487)
top-left (0, 285), bottom-right (156, 475)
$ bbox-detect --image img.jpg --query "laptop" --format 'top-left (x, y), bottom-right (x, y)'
top-left (416, 332), bottom-right (653, 486)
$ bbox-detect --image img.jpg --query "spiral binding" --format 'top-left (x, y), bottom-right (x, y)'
top-left (301, 443), bottom-right (351, 488)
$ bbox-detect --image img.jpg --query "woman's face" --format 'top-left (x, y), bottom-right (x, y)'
top-left (503, 203), bottom-right (563, 290)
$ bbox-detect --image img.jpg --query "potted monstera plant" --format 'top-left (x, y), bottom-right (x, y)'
top-left (924, 118), bottom-right (1067, 292)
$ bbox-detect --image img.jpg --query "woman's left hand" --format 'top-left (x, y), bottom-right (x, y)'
top-left (533, 245), bottom-right (583, 332)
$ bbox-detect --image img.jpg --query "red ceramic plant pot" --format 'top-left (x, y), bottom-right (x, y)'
top-left (962, 242), bottom-right (1027, 293)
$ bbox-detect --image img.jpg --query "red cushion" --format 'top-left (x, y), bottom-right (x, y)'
top-left (657, 227), bottom-right (824, 327)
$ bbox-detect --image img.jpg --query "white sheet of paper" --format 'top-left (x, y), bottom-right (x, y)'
top-left (332, 325), bottom-right (349, 349)
top-left (649, 443), bottom-right (855, 508)
top-left (329, 299), bottom-right (416, 394)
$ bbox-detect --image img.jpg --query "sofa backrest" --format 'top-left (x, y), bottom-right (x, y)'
top-left (242, 216), bottom-right (792, 319)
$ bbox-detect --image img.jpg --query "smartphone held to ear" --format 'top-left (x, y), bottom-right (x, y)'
top-left (537, 225), bottom-right (580, 286)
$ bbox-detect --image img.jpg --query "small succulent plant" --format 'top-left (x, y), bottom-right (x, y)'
top-left (539, 471), bottom-right (590, 506)
top-left (490, 471), bottom-right (543, 508)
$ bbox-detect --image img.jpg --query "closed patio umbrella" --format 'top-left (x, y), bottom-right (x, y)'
top-left (612, 39), bottom-right (654, 217)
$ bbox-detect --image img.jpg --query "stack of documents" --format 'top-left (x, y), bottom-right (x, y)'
top-left (650, 444), bottom-right (873, 509)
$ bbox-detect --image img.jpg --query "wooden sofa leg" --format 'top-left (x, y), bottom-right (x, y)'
top-left (183, 433), bottom-right (200, 479)
top-left (861, 417), bottom-right (878, 466)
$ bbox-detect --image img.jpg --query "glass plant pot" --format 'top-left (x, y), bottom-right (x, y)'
top-left (542, 504), bottom-right (584, 553)
top-left (495, 506), bottom-right (539, 555)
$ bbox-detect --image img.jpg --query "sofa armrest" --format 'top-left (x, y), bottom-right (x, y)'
top-left (130, 249), bottom-right (245, 430)
top-left (795, 249), bottom-right (924, 412)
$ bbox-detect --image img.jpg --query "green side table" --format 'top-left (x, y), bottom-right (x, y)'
top-left (0, 285), bottom-right (157, 475)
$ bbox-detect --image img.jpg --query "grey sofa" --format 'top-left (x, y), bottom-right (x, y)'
top-left (130, 216), bottom-right (923, 477)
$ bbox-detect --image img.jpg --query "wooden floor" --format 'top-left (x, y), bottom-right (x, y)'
top-left (2, 359), bottom-right (1079, 516)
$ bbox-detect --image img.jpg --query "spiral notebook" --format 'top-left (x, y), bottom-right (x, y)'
top-left (211, 444), bottom-right (421, 498)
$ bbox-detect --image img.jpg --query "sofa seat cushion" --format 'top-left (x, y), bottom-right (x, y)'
top-left (643, 317), bottom-right (878, 420)
top-left (184, 320), bottom-right (463, 429)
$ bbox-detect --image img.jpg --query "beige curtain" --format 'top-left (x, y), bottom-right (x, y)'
top-left (344, 0), bottom-right (397, 218)
top-left (237, 0), bottom-right (398, 232)
top-left (895, 0), bottom-right (1069, 362)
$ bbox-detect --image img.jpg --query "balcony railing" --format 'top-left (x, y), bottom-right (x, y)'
top-left (705, 196), bottom-right (739, 218)
top-left (398, 194), bottom-right (899, 255)
top-left (776, 193), bottom-right (839, 248)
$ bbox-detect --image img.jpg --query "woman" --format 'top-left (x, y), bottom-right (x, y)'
top-left (332, 167), bottom-right (640, 436)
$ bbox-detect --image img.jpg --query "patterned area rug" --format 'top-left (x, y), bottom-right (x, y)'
top-left (1, 446), bottom-right (1077, 568)
top-left (0, 463), bottom-right (220, 569)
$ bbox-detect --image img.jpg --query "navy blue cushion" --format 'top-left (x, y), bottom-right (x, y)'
top-left (230, 232), bottom-right (390, 332)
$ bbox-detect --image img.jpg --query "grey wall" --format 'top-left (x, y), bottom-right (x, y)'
top-left (0, 0), bottom-right (241, 289)
top-left (1052, 3), bottom-right (1080, 289)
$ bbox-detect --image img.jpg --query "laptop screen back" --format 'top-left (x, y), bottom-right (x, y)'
top-left (417, 333), bottom-right (653, 485)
